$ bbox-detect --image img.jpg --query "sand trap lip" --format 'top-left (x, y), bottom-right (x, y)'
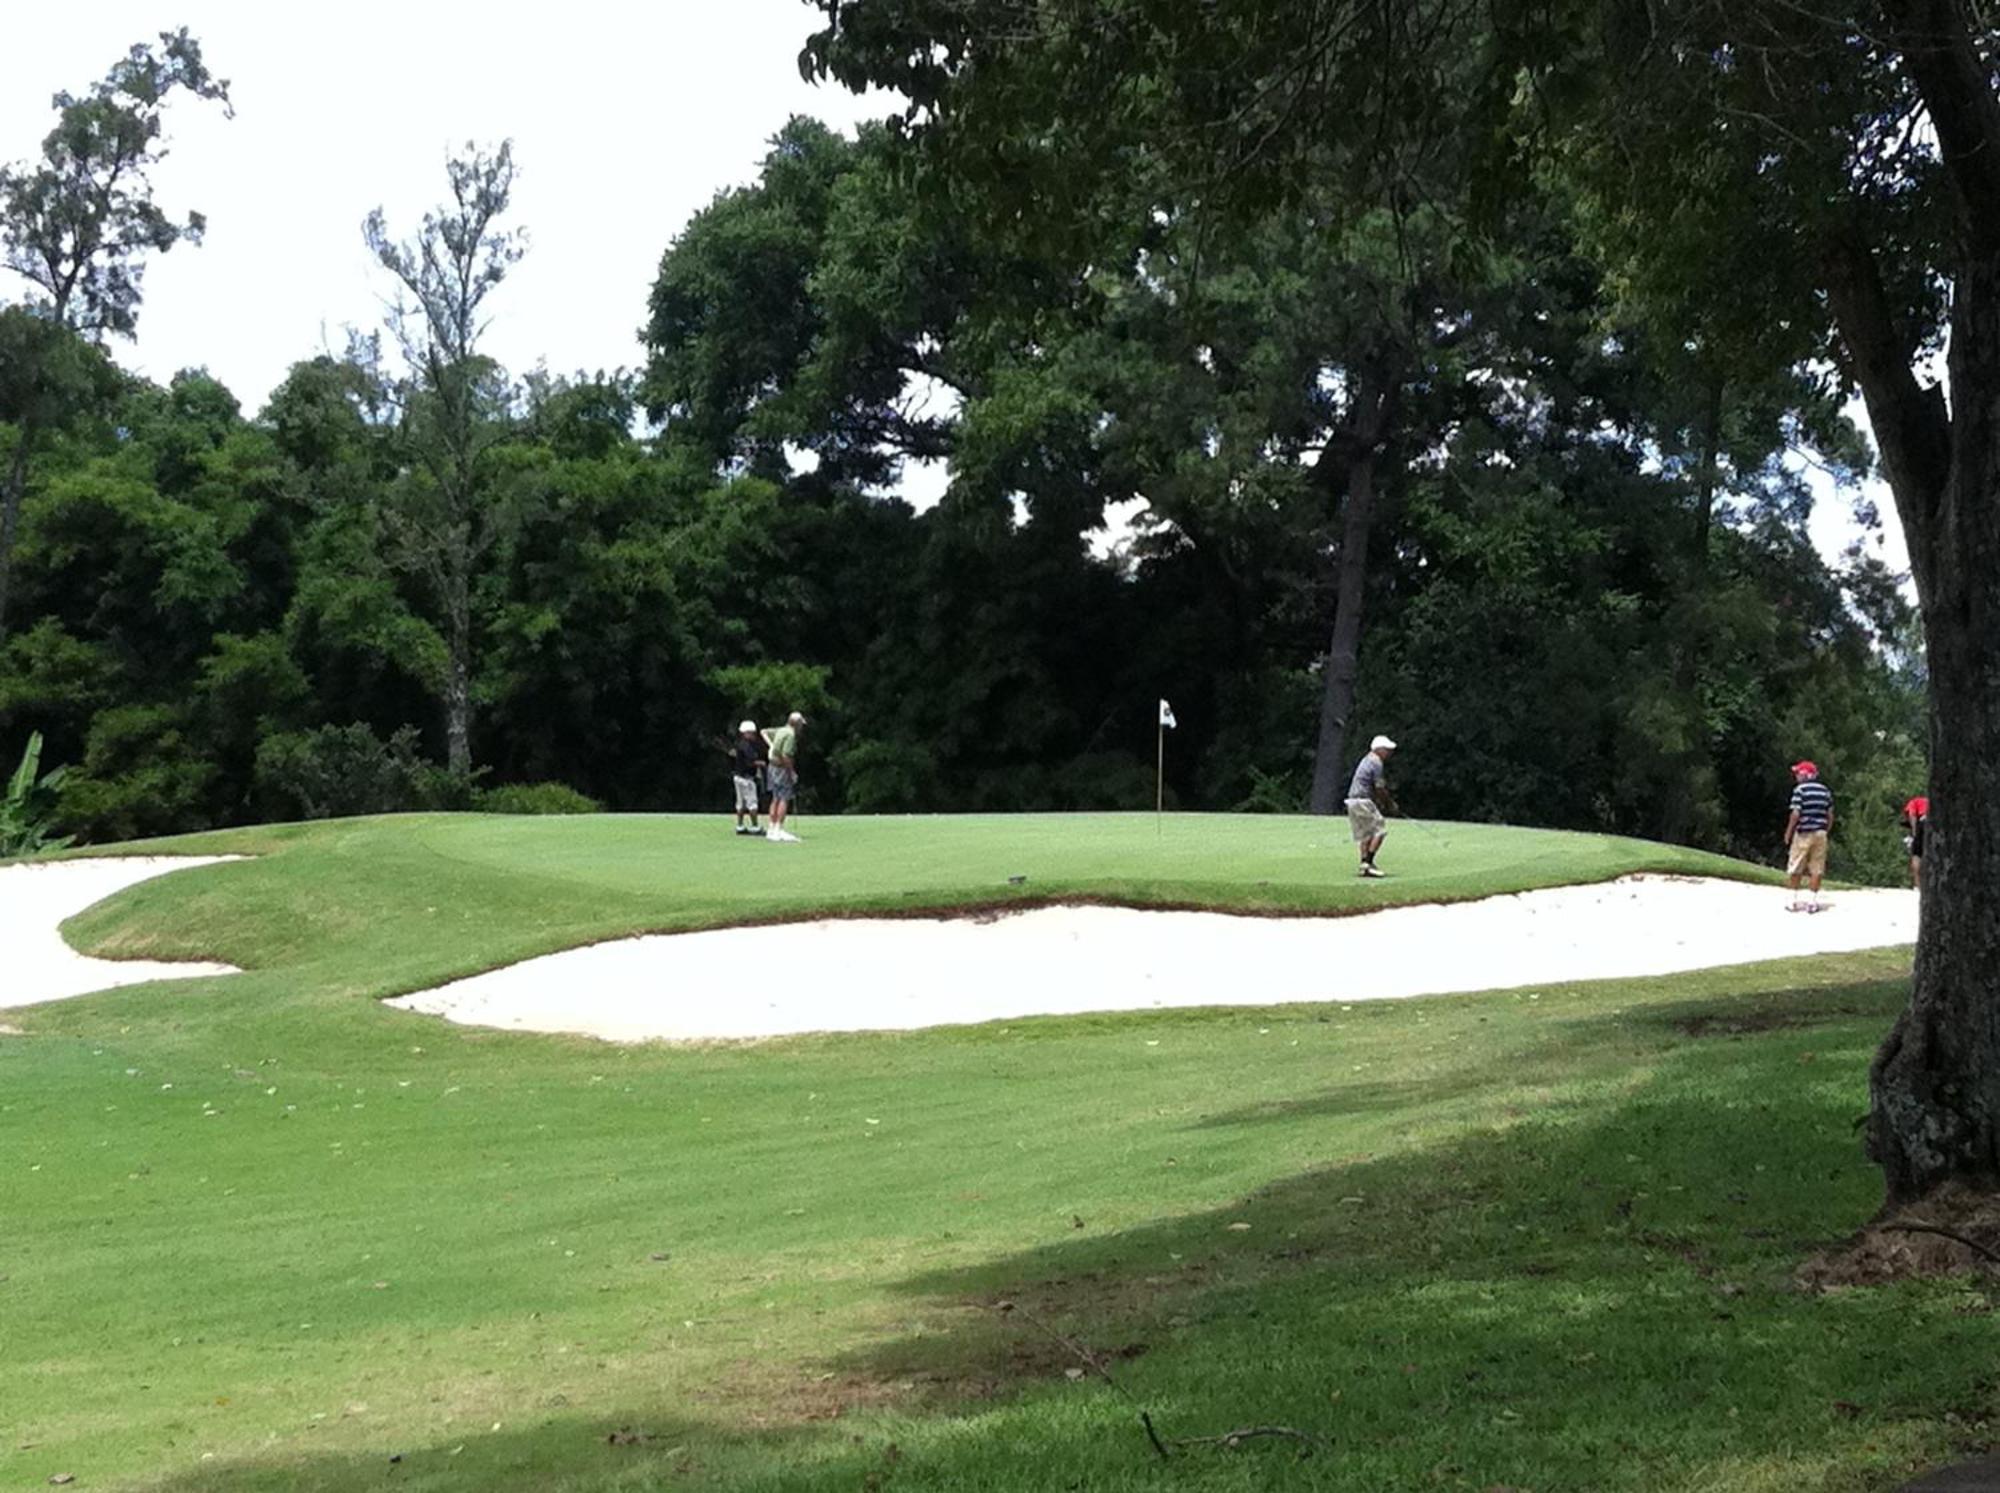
top-left (0, 856), bottom-right (242, 1009)
top-left (386, 874), bottom-right (1918, 1043)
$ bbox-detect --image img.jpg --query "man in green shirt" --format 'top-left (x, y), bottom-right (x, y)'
top-left (761, 712), bottom-right (806, 842)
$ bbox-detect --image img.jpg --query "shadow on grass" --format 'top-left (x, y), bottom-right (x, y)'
top-left (121, 1411), bottom-right (866, 1493)
top-left (1189, 973), bottom-right (1908, 1136)
top-left (766, 973), bottom-right (1985, 1492)
top-left (137, 972), bottom-right (1978, 1493)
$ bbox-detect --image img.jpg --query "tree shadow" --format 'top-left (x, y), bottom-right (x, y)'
top-left (774, 976), bottom-right (1982, 1491)
top-left (121, 970), bottom-right (1953, 1493)
top-left (1187, 971), bottom-right (1906, 1136)
top-left (123, 1399), bottom-right (913, 1493)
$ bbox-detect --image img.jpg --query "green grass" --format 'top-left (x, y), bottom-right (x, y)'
top-left (45, 811), bottom-right (1771, 991)
top-left (3, 814), bottom-right (1978, 1493)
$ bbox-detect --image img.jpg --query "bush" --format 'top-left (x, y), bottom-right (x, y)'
top-left (475, 781), bottom-right (601, 815)
top-left (2, 732), bottom-right (72, 857)
top-left (1233, 765), bottom-right (1309, 814)
top-left (55, 705), bottom-right (215, 844)
top-left (254, 723), bottom-right (465, 821)
top-left (1050, 751), bottom-right (1157, 810)
top-left (830, 737), bottom-right (937, 813)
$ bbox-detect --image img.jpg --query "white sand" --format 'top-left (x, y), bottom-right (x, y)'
top-left (386, 874), bottom-right (1919, 1043)
top-left (0, 857), bottom-right (241, 1008)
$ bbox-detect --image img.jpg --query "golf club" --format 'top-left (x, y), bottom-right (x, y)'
top-left (1395, 813), bottom-right (1451, 849)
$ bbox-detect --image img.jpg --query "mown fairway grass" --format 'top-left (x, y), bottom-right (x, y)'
top-left (3, 815), bottom-right (1976, 1492)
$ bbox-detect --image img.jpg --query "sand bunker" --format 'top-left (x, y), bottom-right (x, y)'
top-left (0, 857), bottom-right (241, 1008)
top-left (387, 874), bottom-right (1918, 1042)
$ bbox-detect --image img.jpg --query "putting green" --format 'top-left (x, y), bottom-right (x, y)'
top-left (45, 812), bottom-right (1771, 1002)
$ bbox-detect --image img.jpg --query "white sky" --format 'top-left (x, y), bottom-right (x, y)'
top-left (0, 0), bottom-right (895, 410)
top-left (1, 1), bottom-right (1909, 585)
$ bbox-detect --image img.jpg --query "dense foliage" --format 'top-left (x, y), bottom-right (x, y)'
top-left (0, 47), bottom-right (1923, 884)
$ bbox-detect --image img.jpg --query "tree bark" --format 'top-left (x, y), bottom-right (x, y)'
top-left (1306, 375), bottom-right (1396, 815)
top-left (444, 644), bottom-right (472, 777)
top-left (1657, 372), bottom-right (1726, 846)
top-left (1858, 243), bottom-right (2000, 1203)
top-left (443, 561), bottom-right (473, 777)
top-left (1844, 2), bottom-right (2000, 1203)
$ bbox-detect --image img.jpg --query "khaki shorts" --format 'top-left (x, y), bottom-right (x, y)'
top-left (1346, 797), bottom-right (1386, 844)
top-left (1788, 829), bottom-right (1828, 879)
top-left (732, 775), bottom-right (759, 812)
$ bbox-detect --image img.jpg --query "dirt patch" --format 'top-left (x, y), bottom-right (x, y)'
top-left (1799, 1184), bottom-right (2000, 1289)
top-left (0, 1022), bottom-right (24, 1036)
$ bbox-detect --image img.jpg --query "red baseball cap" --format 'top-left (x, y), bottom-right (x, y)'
top-left (1791, 760), bottom-right (1818, 777)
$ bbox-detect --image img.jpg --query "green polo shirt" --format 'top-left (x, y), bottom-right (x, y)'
top-left (766, 725), bottom-right (797, 767)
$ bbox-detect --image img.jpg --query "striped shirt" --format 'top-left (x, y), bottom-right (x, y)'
top-left (1790, 779), bottom-right (1834, 832)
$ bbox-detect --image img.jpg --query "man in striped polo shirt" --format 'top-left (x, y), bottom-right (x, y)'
top-left (1784, 760), bottom-right (1835, 912)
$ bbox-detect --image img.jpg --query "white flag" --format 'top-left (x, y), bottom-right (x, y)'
top-left (1159, 699), bottom-right (1177, 729)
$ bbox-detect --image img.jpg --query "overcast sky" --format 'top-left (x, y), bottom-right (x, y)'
top-left (1, 2), bottom-right (1909, 582)
top-left (0, 0), bottom-right (894, 410)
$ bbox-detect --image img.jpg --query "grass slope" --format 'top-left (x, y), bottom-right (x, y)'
top-left (5, 816), bottom-right (1970, 1493)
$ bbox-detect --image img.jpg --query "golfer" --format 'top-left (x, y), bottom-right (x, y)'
top-left (1903, 792), bottom-right (1930, 888)
top-left (728, 721), bottom-right (765, 836)
top-left (1784, 760), bottom-right (1835, 912)
top-left (761, 711), bottom-right (807, 843)
top-left (1346, 735), bottom-right (1398, 878)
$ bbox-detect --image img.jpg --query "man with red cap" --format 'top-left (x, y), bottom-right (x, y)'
top-left (1902, 792), bottom-right (1930, 888)
top-left (1783, 760), bottom-right (1835, 912)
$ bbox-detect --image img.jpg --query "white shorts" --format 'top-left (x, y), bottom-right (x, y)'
top-left (732, 775), bottom-right (759, 812)
top-left (1346, 797), bottom-right (1386, 843)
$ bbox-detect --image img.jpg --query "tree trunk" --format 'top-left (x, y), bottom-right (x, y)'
top-left (1844, 2), bottom-right (2000, 1204)
top-left (1657, 373), bottom-right (1726, 846)
top-left (444, 649), bottom-right (472, 777)
top-left (443, 570), bottom-right (473, 777)
top-left (0, 420), bottom-right (37, 644)
top-left (1862, 253), bottom-right (2000, 1202)
top-left (1306, 376), bottom-right (1396, 815)
top-left (1692, 372), bottom-right (1723, 567)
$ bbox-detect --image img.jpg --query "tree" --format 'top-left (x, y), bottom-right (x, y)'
top-left (1520, 0), bottom-right (2000, 1206)
top-left (363, 142), bottom-right (526, 775)
top-left (0, 29), bottom-right (230, 638)
top-left (805, 2), bottom-right (1525, 812)
top-left (643, 118), bottom-right (966, 488)
top-left (812, 0), bottom-right (2000, 1207)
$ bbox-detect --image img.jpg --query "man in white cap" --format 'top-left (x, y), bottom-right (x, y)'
top-left (761, 711), bottom-right (807, 842)
top-left (1345, 735), bottom-right (1398, 878)
top-left (728, 721), bottom-right (766, 836)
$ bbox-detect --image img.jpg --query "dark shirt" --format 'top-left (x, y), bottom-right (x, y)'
top-left (730, 737), bottom-right (765, 776)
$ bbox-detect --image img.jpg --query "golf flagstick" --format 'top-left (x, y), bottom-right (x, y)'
top-left (1156, 699), bottom-right (1176, 836)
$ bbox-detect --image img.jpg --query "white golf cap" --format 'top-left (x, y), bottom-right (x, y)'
top-left (789, 711), bottom-right (806, 724)
top-left (739, 720), bottom-right (757, 733)
top-left (1371, 735), bottom-right (1398, 751)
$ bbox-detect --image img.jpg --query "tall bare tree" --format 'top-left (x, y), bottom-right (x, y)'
top-left (363, 141), bottom-right (526, 776)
